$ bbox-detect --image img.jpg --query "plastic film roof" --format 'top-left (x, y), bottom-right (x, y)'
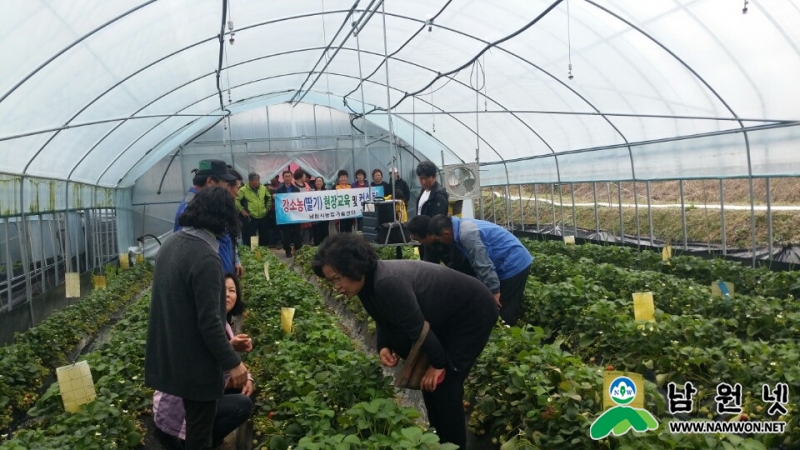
top-left (1, 0), bottom-right (799, 188)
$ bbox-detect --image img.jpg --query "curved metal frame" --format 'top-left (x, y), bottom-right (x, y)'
top-left (586, 1), bottom-right (757, 261)
top-left (15, 7), bottom-right (612, 182)
top-left (59, 37), bottom-right (569, 186)
top-left (3, 3), bottom-right (777, 260)
top-left (107, 72), bottom-right (502, 187)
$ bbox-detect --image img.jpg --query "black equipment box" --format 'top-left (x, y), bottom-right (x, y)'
top-left (377, 223), bottom-right (411, 245)
top-left (362, 200), bottom-right (407, 244)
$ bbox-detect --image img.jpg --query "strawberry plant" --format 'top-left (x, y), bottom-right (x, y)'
top-left (0, 263), bottom-right (151, 433)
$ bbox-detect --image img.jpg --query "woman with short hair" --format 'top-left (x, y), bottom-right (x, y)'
top-left (312, 234), bottom-right (498, 449)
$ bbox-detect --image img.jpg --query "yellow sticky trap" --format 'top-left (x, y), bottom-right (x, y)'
top-left (263, 262), bottom-right (270, 281)
top-left (65, 273), bottom-right (80, 298)
top-left (281, 307), bottom-right (295, 334)
top-left (413, 247), bottom-right (419, 256)
top-left (254, 249), bottom-right (263, 261)
top-left (135, 253), bottom-right (144, 264)
top-left (603, 371), bottom-right (645, 410)
top-left (56, 361), bottom-right (97, 413)
top-left (250, 236), bottom-right (259, 251)
top-left (711, 281), bottom-right (734, 299)
top-left (632, 292), bottom-right (655, 322)
top-left (93, 275), bottom-right (107, 290)
top-left (564, 235), bottom-right (575, 245)
top-left (662, 245), bottom-right (672, 261)
top-left (119, 253), bottom-right (129, 270)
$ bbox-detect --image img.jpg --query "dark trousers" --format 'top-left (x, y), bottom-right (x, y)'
top-left (338, 218), bottom-right (354, 233)
top-left (241, 215), bottom-right (270, 247)
top-left (212, 391), bottom-right (254, 444)
top-left (499, 264), bottom-right (531, 326)
top-left (280, 224), bottom-right (302, 255)
top-left (182, 398), bottom-right (217, 450)
top-left (312, 221), bottom-right (329, 245)
top-left (266, 210), bottom-right (279, 245)
top-left (421, 367), bottom-right (470, 449)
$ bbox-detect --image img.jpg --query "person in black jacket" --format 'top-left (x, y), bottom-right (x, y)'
top-left (415, 161), bottom-right (449, 218)
top-left (312, 234), bottom-right (497, 449)
top-left (414, 161), bottom-right (449, 260)
top-left (275, 170), bottom-right (303, 257)
top-left (145, 187), bottom-right (249, 450)
top-left (390, 168), bottom-right (411, 211)
top-left (370, 168), bottom-right (392, 199)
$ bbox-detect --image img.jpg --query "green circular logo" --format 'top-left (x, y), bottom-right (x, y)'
top-left (609, 376), bottom-right (636, 405)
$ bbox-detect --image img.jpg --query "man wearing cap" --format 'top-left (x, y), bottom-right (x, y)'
top-left (235, 173), bottom-right (271, 248)
top-left (173, 160), bottom-right (236, 232)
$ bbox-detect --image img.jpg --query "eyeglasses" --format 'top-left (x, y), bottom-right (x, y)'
top-left (328, 274), bottom-right (344, 286)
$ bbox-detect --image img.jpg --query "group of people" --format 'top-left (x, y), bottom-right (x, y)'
top-left (233, 165), bottom-right (413, 256)
top-left (311, 220), bottom-right (531, 448)
top-left (147, 157), bottom-right (533, 449)
top-left (310, 160), bottom-right (533, 449)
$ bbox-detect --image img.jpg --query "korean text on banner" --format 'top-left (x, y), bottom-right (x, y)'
top-left (275, 187), bottom-right (383, 225)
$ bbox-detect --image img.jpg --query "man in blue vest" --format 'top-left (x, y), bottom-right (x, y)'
top-left (427, 214), bottom-right (533, 325)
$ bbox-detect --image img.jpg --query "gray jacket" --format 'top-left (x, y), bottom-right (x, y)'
top-left (145, 229), bottom-right (241, 401)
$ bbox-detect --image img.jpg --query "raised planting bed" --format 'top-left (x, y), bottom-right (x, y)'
top-left (236, 247), bottom-right (455, 449)
top-left (0, 263), bottom-right (152, 434)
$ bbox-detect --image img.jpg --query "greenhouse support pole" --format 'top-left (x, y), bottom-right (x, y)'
top-left (550, 184), bottom-right (556, 231)
top-left (178, 147), bottom-right (186, 201)
top-left (679, 180), bottom-right (687, 250)
top-left (38, 213), bottom-right (47, 290)
top-left (593, 182), bottom-right (599, 236)
top-left (505, 185), bottom-right (512, 229)
top-left (720, 180), bottom-right (726, 256)
top-left (91, 188), bottom-right (98, 270)
top-left (617, 182), bottom-right (623, 243)
top-left (20, 217), bottom-right (34, 327)
top-left (534, 184), bottom-right (540, 233)
top-left (90, 208), bottom-right (97, 271)
top-left (96, 210), bottom-right (104, 270)
top-left (64, 182), bottom-right (74, 274)
top-left (634, 181), bottom-right (641, 249)
top-left (518, 185), bottom-right (524, 231)
top-left (646, 181), bottom-right (653, 245)
top-left (355, 28), bottom-right (376, 191)
top-left (351, 141), bottom-right (356, 177)
top-left (766, 177), bottom-right (772, 261)
top-left (83, 208), bottom-right (90, 273)
top-left (49, 215), bottom-right (60, 286)
top-left (380, 0), bottom-right (399, 209)
top-left (491, 190), bottom-right (497, 224)
top-left (18, 176), bottom-right (34, 324)
top-left (570, 183), bottom-right (577, 237)
top-left (558, 183), bottom-right (565, 226)
top-left (4, 219), bottom-right (12, 312)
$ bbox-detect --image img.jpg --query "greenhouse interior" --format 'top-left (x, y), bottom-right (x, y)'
top-left (1, 0), bottom-right (799, 449)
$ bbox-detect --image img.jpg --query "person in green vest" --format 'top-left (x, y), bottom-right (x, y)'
top-left (235, 172), bottom-right (272, 247)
